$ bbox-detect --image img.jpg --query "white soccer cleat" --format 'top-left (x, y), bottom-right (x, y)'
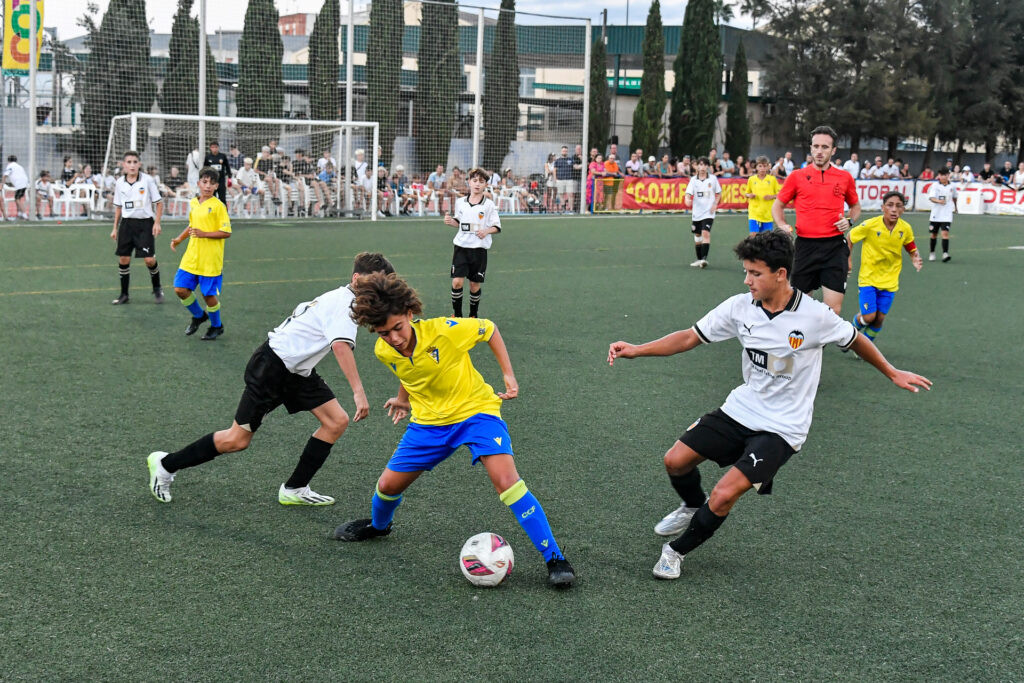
top-left (147, 451), bottom-right (174, 503)
top-left (928, 252), bottom-right (936, 261)
top-left (653, 543), bottom-right (684, 579)
top-left (654, 500), bottom-right (703, 536)
top-left (700, 259), bottom-right (708, 269)
top-left (278, 484), bottom-right (335, 506)
top-left (689, 259), bottom-right (704, 268)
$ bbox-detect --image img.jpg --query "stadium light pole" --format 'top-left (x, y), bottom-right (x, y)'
top-left (198, 0), bottom-right (207, 151)
top-left (472, 8), bottom-right (484, 169)
top-left (27, 0), bottom-right (38, 221)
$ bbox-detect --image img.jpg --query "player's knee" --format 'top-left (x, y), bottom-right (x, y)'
top-left (118, 256), bottom-right (131, 265)
top-left (708, 482), bottom-right (743, 514)
top-left (322, 412), bottom-right (349, 439)
top-left (219, 429), bottom-right (252, 453)
top-left (143, 257), bottom-right (157, 267)
top-left (376, 473), bottom-right (403, 497)
top-left (664, 447), bottom-right (691, 473)
top-left (451, 277), bottom-right (465, 288)
top-left (174, 287), bottom-right (191, 299)
top-left (203, 295), bottom-right (218, 306)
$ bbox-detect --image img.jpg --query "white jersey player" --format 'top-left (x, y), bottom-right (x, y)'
top-left (110, 151), bottom-right (165, 304)
top-left (684, 157), bottom-right (722, 268)
top-left (145, 253), bottom-right (395, 507)
top-left (608, 229), bottom-right (931, 579)
top-left (927, 167), bottom-right (958, 262)
top-left (443, 167), bottom-right (502, 318)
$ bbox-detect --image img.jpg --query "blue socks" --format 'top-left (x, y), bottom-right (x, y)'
top-left (500, 480), bottom-right (563, 561)
top-left (864, 325), bottom-right (881, 341)
top-left (181, 292), bottom-right (204, 318)
top-left (207, 302), bottom-right (222, 327)
top-left (371, 486), bottom-right (402, 529)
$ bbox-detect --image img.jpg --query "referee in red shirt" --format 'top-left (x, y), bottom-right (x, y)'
top-left (771, 125), bottom-right (860, 315)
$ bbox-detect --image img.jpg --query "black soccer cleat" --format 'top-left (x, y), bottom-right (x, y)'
top-left (185, 312), bottom-right (209, 336)
top-left (546, 555), bottom-right (576, 588)
top-left (153, 288), bottom-right (165, 304)
top-left (201, 325), bottom-right (225, 341)
top-left (111, 294), bottom-right (130, 305)
top-left (332, 518), bottom-right (392, 542)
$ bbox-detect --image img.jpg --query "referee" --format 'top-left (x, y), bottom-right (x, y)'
top-left (203, 140), bottom-right (231, 205)
top-left (771, 125), bottom-right (860, 315)
top-left (110, 150), bottom-right (164, 304)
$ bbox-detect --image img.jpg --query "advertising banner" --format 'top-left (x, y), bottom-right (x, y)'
top-left (3, 0), bottom-right (43, 75)
top-left (854, 179), bottom-right (917, 211)
top-left (596, 176), bottom-right (752, 212)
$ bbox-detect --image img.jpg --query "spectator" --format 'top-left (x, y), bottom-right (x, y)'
top-left (919, 166), bottom-right (934, 180)
top-left (1012, 162), bottom-right (1024, 191)
top-left (657, 154), bottom-right (674, 177)
top-left (961, 165), bottom-right (974, 182)
top-left (843, 152), bottom-right (860, 178)
top-left (35, 170), bottom-right (53, 219)
top-left (734, 155), bottom-right (749, 178)
top-left (572, 144), bottom-right (584, 195)
top-left (720, 151), bottom-right (736, 177)
top-left (625, 152), bottom-right (642, 178)
top-left (602, 153), bottom-right (622, 211)
top-left (267, 138), bottom-right (280, 156)
top-left (860, 160), bottom-right (874, 179)
top-left (408, 173), bottom-right (427, 212)
top-left (233, 157), bottom-right (264, 210)
top-left (544, 153), bottom-right (558, 211)
top-left (349, 148), bottom-right (367, 184)
top-left (977, 162), bottom-right (995, 183)
top-left (186, 147), bottom-right (202, 191)
top-left (360, 164), bottom-right (374, 212)
top-left (707, 148), bottom-right (720, 175)
top-left (376, 166), bottom-right (392, 217)
top-left (254, 146), bottom-right (277, 197)
top-left (882, 157), bottom-right (900, 178)
top-left (782, 151), bottom-right (795, 175)
top-left (292, 149), bottom-right (324, 215)
top-left (899, 162), bottom-right (912, 179)
top-left (944, 158), bottom-right (954, 174)
top-left (446, 166), bottom-right (467, 208)
top-left (800, 153), bottom-right (813, 169)
top-left (427, 164), bottom-right (446, 212)
top-left (227, 144), bottom-right (244, 172)
top-left (586, 153), bottom-right (605, 210)
top-left (677, 155), bottom-right (693, 177)
top-left (162, 166), bottom-right (186, 198)
top-left (553, 145), bottom-right (575, 212)
top-left (951, 164), bottom-right (963, 182)
top-left (771, 156), bottom-right (788, 180)
top-left (608, 143), bottom-right (618, 160)
top-left (998, 160), bottom-right (1014, 186)
top-left (393, 165), bottom-right (414, 215)
top-left (60, 155), bottom-right (77, 185)
top-left (643, 155), bottom-right (658, 176)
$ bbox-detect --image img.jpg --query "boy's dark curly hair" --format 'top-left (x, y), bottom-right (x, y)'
top-left (351, 272), bottom-right (423, 329)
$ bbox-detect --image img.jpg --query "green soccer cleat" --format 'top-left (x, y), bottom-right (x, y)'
top-left (278, 484), bottom-right (335, 506)
top-left (147, 451), bottom-right (174, 503)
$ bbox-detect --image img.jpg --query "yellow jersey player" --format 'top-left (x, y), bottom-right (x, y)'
top-left (170, 168), bottom-right (231, 340)
top-left (332, 273), bottom-right (576, 588)
top-left (848, 191), bottom-right (923, 345)
top-left (743, 155), bottom-right (780, 233)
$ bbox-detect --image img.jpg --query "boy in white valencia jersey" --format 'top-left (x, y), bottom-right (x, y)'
top-left (608, 229), bottom-right (931, 579)
top-left (443, 167), bottom-right (501, 318)
top-left (927, 166), bottom-right (958, 262)
top-left (684, 156), bottom-right (722, 268)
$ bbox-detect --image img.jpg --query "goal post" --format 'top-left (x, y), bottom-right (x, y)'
top-left (104, 113), bottom-right (380, 220)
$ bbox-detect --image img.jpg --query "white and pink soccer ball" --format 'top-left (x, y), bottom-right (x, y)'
top-left (459, 532), bottom-right (514, 587)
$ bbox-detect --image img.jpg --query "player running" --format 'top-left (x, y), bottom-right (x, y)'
top-left (607, 229), bottom-right (931, 579)
top-left (332, 272), bottom-right (576, 588)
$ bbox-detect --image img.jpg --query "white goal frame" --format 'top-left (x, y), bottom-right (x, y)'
top-left (104, 112), bottom-right (380, 220)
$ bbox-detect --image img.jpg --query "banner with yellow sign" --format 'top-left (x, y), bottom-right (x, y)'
top-left (3, 0), bottom-right (44, 75)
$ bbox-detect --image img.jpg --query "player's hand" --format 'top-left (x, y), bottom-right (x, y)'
top-left (352, 390), bottom-right (370, 422)
top-left (384, 396), bottom-right (410, 424)
top-left (912, 252), bottom-right (923, 271)
top-left (834, 216), bottom-right (853, 233)
top-left (779, 223), bottom-right (793, 234)
top-left (608, 341), bottom-right (638, 366)
top-left (443, 213), bottom-right (458, 228)
top-left (152, 221), bottom-right (162, 237)
top-left (474, 228), bottom-right (490, 239)
top-left (109, 228), bottom-right (117, 240)
top-left (497, 373), bottom-right (518, 400)
top-left (170, 237), bottom-right (180, 251)
top-left (189, 227), bottom-right (199, 238)
top-left (891, 370), bottom-right (932, 393)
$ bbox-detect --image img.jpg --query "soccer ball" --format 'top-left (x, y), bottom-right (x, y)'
top-left (459, 532), bottom-right (514, 587)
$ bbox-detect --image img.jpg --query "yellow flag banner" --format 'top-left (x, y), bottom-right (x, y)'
top-left (3, 0), bottom-right (43, 74)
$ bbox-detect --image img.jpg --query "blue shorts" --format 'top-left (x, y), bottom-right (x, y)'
top-left (749, 219), bottom-right (773, 233)
top-left (174, 269), bottom-right (223, 296)
top-left (859, 286), bottom-right (895, 315)
top-left (386, 414), bottom-right (513, 472)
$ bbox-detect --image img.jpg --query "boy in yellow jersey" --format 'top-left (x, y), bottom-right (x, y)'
top-left (848, 191), bottom-right (922, 345)
top-left (333, 273), bottom-right (576, 588)
top-left (170, 168), bottom-right (231, 340)
top-left (742, 155), bottom-right (780, 233)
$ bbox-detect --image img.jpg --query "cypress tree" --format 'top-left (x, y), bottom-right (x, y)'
top-left (237, 0), bottom-right (284, 149)
top-left (367, 0), bottom-right (403, 166)
top-left (309, 0), bottom-right (341, 157)
top-left (724, 40), bottom-right (750, 159)
top-left (588, 34), bottom-right (611, 158)
top-left (483, 0), bottom-right (520, 172)
top-left (670, 0), bottom-right (720, 157)
top-left (415, 0), bottom-right (459, 170)
top-left (78, 0), bottom-right (156, 166)
top-left (160, 0), bottom-right (219, 174)
top-left (631, 0), bottom-right (666, 154)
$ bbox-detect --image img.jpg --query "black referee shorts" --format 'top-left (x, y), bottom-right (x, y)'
top-left (679, 409), bottom-right (795, 495)
top-left (115, 217), bottom-right (156, 258)
top-left (791, 235), bottom-right (849, 294)
top-left (451, 245), bottom-right (488, 283)
top-left (233, 341), bottom-right (336, 433)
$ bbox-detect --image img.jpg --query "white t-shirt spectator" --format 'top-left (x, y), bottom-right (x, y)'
top-left (625, 158), bottom-right (642, 176)
top-left (961, 167), bottom-right (975, 183)
top-left (927, 181), bottom-right (957, 223)
top-left (236, 167), bottom-right (261, 189)
top-left (320, 155), bottom-right (339, 172)
top-left (267, 285), bottom-right (359, 377)
top-left (783, 157), bottom-right (795, 175)
top-left (880, 163), bottom-right (899, 179)
top-left (4, 161), bottom-right (28, 189)
top-left (427, 171), bottom-right (446, 191)
top-left (842, 159), bottom-right (860, 178)
top-left (685, 175), bottom-right (722, 221)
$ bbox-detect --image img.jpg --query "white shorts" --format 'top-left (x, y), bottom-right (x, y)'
top-left (557, 179), bottom-right (577, 194)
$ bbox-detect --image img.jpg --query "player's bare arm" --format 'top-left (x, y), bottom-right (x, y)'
top-left (152, 200), bottom-right (163, 236)
top-left (110, 206), bottom-right (122, 240)
top-left (331, 340), bottom-right (369, 422)
top-left (474, 225), bottom-right (499, 239)
top-left (771, 199), bottom-right (792, 233)
top-left (384, 384), bottom-right (411, 424)
top-left (487, 326), bottom-right (518, 400)
top-left (169, 225), bottom-right (190, 251)
top-left (444, 213), bottom-right (459, 228)
top-left (711, 193), bottom-right (721, 214)
top-left (850, 334), bottom-right (932, 393)
top-left (608, 329), bottom-right (702, 366)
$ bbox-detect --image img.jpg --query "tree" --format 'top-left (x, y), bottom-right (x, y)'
top-left (367, 0), bottom-right (403, 166)
top-left (725, 40), bottom-right (750, 159)
top-left (237, 0), bottom-right (284, 149)
top-left (669, 0), bottom-right (719, 157)
top-left (160, 0), bottom-right (219, 174)
top-left (483, 0), bottom-right (519, 172)
top-left (588, 34), bottom-right (611, 157)
top-left (630, 0), bottom-right (666, 154)
top-left (309, 0), bottom-right (341, 157)
top-left (77, 0), bottom-right (156, 167)
top-left (415, 0), bottom-right (459, 170)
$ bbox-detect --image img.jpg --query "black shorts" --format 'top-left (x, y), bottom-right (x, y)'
top-left (14, 188), bottom-right (25, 200)
top-left (791, 235), bottom-right (849, 294)
top-left (929, 222), bottom-right (951, 234)
top-left (115, 217), bottom-right (156, 258)
top-left (679, 409), bottom-right (796, 495)
top-left (233, 341), bottom-right (336, 433)
top-left (691, 218), bottom-right (714, 235)
top-left (451, 245), bottom-right (488, 283)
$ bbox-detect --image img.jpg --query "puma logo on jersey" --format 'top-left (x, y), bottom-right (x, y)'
top-left (742, 323), bottom-right (754, 335)
top-left (748, 453), bottom-right (763, 467)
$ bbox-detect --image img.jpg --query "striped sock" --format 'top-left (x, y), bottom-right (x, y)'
top-left (371, 486), bottom-right (402, 529)
top-left (501, 479), bottom-right (563, 561)
top-left (451, 286), bottom-right (463, 317)
top-left (147, 261), bottom-right (161, 289)
top-left (864, 325), bottom-right (882, 341)
top-left (469, 289), bottom-right (481, 317)
top-left (181, 292), bottom-right (205, 318)
top-left (207, 302), bottom-right (222, 327)
top-left (118, 264), bottom-right (130, 296)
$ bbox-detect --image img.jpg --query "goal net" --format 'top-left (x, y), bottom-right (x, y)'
top-left (104, 113), bottom-right (379, 220)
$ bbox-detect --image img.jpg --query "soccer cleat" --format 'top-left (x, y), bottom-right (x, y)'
top-left (689, 259), bottom-right (704, 268)
top-left (147, 451), bottom-right (174, 503)
top-left (153, 288), bottom-right (165, 304)
top-left (278, 484), bottom-right (335, 506)
top-left (201, 325), bottom-right (225, 341)
top-left (928, 252), bottom-right (936, 262)
top-left (652, 543), bottom-right (684, 579)
top-left (700, 259), bottom-right (709, 269)
top-left (546, 555), bottom-right (576, 588)
top-left (185, 312), bottom-right (209, 336)
top-left (654, 499), bottom-right (705, 536)
top-left (942, 252), bottom-right (951, 262)
top-left (333, 518), bottom-right (392, 541)
top-left (111, 294), bottom-right (130, 305)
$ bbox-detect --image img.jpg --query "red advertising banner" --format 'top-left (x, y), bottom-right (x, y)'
top-left (593, 176), bottom-right (753, 212)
